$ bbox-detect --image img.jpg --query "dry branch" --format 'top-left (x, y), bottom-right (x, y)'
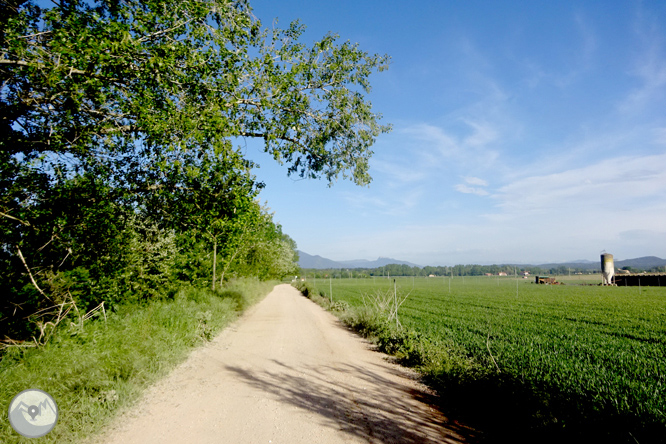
top-left (16, 247), bottom-right (51, 302)
top-left (486, 332), bottom-right (501, 373)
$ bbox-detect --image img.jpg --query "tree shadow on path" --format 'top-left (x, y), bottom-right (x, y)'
top-left (224, 359), bottom-right (479, 443)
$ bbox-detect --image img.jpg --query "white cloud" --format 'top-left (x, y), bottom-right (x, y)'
top-left (493, 153), bottom-right (666, 215)
top-left (464, 176), bottom-right (488, 186)
top-left (308, 153), bottom-right (666, 265)
top-left (371, 157), bottom-right (428, 184)
top-left (462, 119), bottom-right (499, 148)
top-left (402, 120), bottom-right (501, 169)
top-left (343, 193), bottom-right (390, 210)
top-left (456, 176), bottom-right (490, 196)
top-left (455, 184), bottom-right (489, 196)
top-left (342, 186), bottom-right (425, 217)
top-left (403, 123), bottom-right (459, 158)
top-left (620, 56), bottom-right (666, 114)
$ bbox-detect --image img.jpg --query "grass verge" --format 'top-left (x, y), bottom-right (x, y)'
top-left (0, 278), bottom-right (276, 443)
top-left (293, 280), bottom-right (665, 444)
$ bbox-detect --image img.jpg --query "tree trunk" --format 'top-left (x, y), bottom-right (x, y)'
top-left (220, 247), bottom-right (239, 286)
top-left (220, 240), bottom-right (245, 286)
top-left (220, 227), bottom-right (250, 286)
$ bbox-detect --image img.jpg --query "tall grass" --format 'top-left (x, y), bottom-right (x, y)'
top-left (0, 278), bottom-right (275, 443)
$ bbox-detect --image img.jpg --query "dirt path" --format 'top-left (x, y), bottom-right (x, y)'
top-left (94, 284), bottom-right (476, 443)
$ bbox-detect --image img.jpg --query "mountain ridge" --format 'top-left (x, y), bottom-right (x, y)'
top-left (297, 251), bottom-right (421, 269)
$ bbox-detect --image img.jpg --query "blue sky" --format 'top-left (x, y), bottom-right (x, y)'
top-left (242, 0), bottom-right (666, 266)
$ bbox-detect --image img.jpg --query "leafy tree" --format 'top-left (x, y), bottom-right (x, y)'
top-left (222, 204), bottom-right (297, 281)
top-left (2, 0), bottom-right (390, 186)
top-left (145, 148), bottom-right (262, 289)
top-left (1, 0), bottom-right (389, 263)
top-left (1, 0), bottom-right (389, 340)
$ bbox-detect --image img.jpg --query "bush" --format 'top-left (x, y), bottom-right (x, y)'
top-left (330, 300), bottom-right (350, 312)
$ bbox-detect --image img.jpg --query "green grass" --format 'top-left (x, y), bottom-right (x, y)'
top-left (0, 278), bottom-right (276, 443)
top-left (300, 276), bottom-right (666, 443)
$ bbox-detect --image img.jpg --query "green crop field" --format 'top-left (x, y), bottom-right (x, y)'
top-left (307, 275), bottom-right (666, 441)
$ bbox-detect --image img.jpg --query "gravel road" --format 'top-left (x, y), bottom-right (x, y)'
top-left (94, 284), bottom-right (476, 443)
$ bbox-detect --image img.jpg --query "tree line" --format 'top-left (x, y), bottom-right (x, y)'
top-left (301, 263), bottom-right (606, 279)
top-left (1, 0), bottom-right (389, 341)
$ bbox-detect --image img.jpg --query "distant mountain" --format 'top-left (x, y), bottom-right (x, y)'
top-left (297, 251), bottom-right (420, 269)
top-left (297, 251), bottom-right (345, 269)
top-left (338, 257), bottom-right (421, 268)
top-left (615, 256), bottom-right (666, 270)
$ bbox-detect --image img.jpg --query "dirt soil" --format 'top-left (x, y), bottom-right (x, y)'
top-left (93, 284), bottom-right (477, 443)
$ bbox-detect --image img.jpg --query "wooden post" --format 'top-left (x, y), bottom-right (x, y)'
top-left (394, 279), bottom-right (398, 328)
top-left (212, 239), bottom-right (217, 291)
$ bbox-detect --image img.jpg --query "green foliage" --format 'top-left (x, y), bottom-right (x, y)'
top-left (297, 277), bottom-right (666, 443)
top-left (195, 311), bottom-right (213, 342)
top-left (292, 280), bottom-right (318, 300)
top-left (229, 217), bottom-right (300, 281)
top-left (116, 215), bottom-right (179, 303)
top-left (330, 300), bottom-right (350, 312)
top-left (0, 278), bottom-right (275, 444)
top-left (1, 0), bottom-right (354, 340)
top-left (2, 0), bottom-right (389, 185)
top-left (1, 0), bottom-right (385, 436)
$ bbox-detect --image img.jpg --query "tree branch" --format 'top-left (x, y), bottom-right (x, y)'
top-left (237, 130), bottom-right (320, 159)
top-left (137, 18), bottom-right (197, 43)
top-left (16, 247), bottom-right (52, 302)
top-left (16, 31), bottom-right (52, 40)
top-left (0, 211), bottom-right (31, 226)
top-left (0, 59), bottom-right (86, 76)
top-left (0, 59), bottom-right (119, 81)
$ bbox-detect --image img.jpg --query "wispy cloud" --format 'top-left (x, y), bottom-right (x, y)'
top-left (455, 176), bottom-right (490, 196)
top-left (575, 12), bottom-right (597, 62)
top-left (455, 184), bottom-right (489, 196)
top-left (371, 156), bottom-right (429, 184)
top-left (520, 12), bottom-right (597, 90)
top-left (276, 2), bottom-right (666, 266)
top-left (653, 127), bottom-right (666, 145)
top-left (402, 123), bottom-right (459, 159)
top-left (464, 176), bottom-right (488, 186)
top-left (618, 8), bottom-right (666, 114)
top-left (402, 120), bottom-right (501, 168)
top-left (493, 153), bottom-right (666, 215)
top-left (341, 186), bottom-right (425, 217)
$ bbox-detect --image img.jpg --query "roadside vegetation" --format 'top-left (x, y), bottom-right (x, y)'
top-left (294, 276), bottom-right (666, 443)
top-left (0, 279), bottom-right (276, 443)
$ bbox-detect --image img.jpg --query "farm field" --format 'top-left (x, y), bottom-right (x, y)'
top-left (307, 275), bottom-right (666, 440)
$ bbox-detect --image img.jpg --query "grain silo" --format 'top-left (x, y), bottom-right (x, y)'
top-left (601, 253), bottom-right (615, 285)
